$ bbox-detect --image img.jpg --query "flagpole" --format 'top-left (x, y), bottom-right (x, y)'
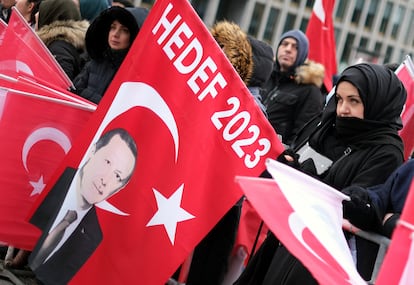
top-left (177, 250), bottom-right (194, 284)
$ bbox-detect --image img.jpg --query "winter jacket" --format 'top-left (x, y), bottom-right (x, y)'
top-left (235, 63), bottom-right (407, 284)
top-left (37, 20), bottom-right (89, 80)
top-left (73, 6), bottom-right (148, 104)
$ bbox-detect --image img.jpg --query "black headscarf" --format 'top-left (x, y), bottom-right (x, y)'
top-left (308, 63), bottom-right (406, 160)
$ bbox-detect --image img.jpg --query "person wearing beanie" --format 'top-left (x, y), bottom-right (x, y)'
top-left (78, 0), bottom-right (108, 21)
top-left (36, 0), bottom-right (89, 81)
top-left (263, 29), bottom-right (325, 147)
top-left (73, 6), bottom-right (146, 104)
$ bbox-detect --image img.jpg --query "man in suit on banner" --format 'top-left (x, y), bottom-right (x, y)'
top-left (29, 127), bottom-right (138, 284)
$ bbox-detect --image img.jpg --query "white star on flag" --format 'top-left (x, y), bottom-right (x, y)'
top-left (30, 175), bottom-right (45, 196)
top-left (146, 183), bottom-right (195, 245)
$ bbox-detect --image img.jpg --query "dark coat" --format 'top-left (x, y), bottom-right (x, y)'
top-left (235, 63), bottom-right (407, 284)
top-left (37, 20), bottom-right (89, 81)
top-left (29, 168), bottom-right (103, 285)
top-left (263, 61), bottom-right (325, 146)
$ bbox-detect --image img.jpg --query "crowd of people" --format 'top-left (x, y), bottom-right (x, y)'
top-left (0, 0), bottom-right (412, 284)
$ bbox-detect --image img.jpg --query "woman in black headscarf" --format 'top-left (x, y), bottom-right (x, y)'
top-left (235, 63), bottom-right (407, 285)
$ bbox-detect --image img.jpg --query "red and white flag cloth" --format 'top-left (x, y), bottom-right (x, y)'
top-left (236, 159), bottom-right (366, 285)
top-left (29, 0), bottom-right (284, 284)
top-left (0, 88), bottom-right (94, 249)
top-left (306, 0), bottom-right (337, 91)
top-left (376, 178), bottom-right (414, 285)
top-left (394, 55), bottom-right (414, 160)
top-left (0, 8), bottom-right (72, 90)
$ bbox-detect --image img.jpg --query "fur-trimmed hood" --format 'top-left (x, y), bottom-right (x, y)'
top-left (210, 21), bottom-right (253, 85)
top-left (37, 20), bottom-right (89, 51)
top-left (295, 59), bottom-right (325, 88)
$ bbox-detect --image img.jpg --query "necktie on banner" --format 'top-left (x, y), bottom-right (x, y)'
top-left (236, 159), bottom-right (366, 285)
top-left (394, 55), bottom-right (414, 160)
top-left (306, 0), bottom-right (337, 91)
top-left (376, 179), bottom-right (414, 285)
top-left (28, 0), bottom-right (284, 284)
top-left (0, 88), bottom-right (93, 250)
top-left (0, 8), bottom-right (72, 91)
top-left (30, 210), bottom-right (77, 270)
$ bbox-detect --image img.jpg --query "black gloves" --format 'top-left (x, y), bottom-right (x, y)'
top-left (342, 185), bottom-right (382, 232)
top-left (276, 149), bottom-right (300, 169)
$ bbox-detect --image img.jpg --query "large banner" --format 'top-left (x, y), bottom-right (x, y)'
top-left (28, 0), bottom-right (283, 284)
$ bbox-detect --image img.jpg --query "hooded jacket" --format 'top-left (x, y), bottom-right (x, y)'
top-left (37, 0), bottom-right (87, 80)
top-left (263, 30), bottom-right (325, 146)
top-left (73, 7), bottom-right (148, 104)
top-left (210, 21), bottom-right (253, 85)
top-left (37, 20), bottom-right (89, 80)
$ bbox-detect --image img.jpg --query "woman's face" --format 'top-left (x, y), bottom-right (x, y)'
top-left (108, 20), bottom-right (131, 50)
top-left (335, 81), bottom-right (364, 119)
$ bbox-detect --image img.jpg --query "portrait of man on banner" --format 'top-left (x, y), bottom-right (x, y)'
top-left (28, 125), bottom-right (138, 284)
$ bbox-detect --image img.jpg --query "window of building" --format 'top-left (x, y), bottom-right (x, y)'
top-left (374, 42), bottom-right (382, 58)
top-left (379, 2), bottom-right (393, 34)
top-left (300, 18), bottom-right (309, 32)
top-left (341, 33), bottom-right (355, 64)
top-left (359, 37), bottom-right (368, 49)
top-left (334, 27), bottom-right (341, 45)
top-left (248, 3), bottom-right (265, 37)
top-left (351, 0), bottom-right (364, 24)
top-left (335, 0), bottom-right (348, 21)
top-left (404, 11), bottom-right (414, 45)
top-left (391, 5), bottom-right (405, 39)
top-left (306, 0), bottom-right (314, 9)
top-left (283, 13), bottom-right (296, 32)
top-left (364, 0), bottom-right (378, 30)
top-left (263, 7), bottom-right (280, 43)
top-left (384, 46), bottom-right (394, 64)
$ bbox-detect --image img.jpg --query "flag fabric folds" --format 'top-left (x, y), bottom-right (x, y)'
top-left (29, 0), bottom-right (284, 284)
top-left (0, 8), bottom-right (72, 90)
top-left (376, 179), bottom-right (414, 285)
top-left (236, 159), bottom-right (366, 285)
top-left (394, 55), bottom-right (414, 160)
top-left (0, 88), bottom-right (94, 249)
top-left (306, 0), bottom-right (337, 91)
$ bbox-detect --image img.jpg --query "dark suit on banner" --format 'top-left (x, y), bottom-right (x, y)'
top-left (29, 167), bottom-right (103, 285)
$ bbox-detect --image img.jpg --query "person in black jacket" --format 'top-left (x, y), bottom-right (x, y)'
top-left (72, 6), bottom-right (148, 104)
top-left (263, 29), bottom-right (325, 147)
top-left (235, 63), bottom-right (407, 284)
top-left (36, 0), bottom-right (89, 81)
top-left (0, 0), bottom-right (15, 23)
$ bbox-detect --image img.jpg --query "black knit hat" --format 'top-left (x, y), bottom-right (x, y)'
top-left (85, 6), bottom-right (139, 60)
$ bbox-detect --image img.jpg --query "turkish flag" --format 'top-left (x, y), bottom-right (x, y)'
top-left (28, 0), bottom-right (283, 283)
top-left (394, 56), bottom-right (414, 160)
top-left (236, 159), bottom-right (366, 285)
top-left (376, 179), bottom-right (414, 285)
top-left (306, 0), bottom-right (337, 91)
top-left (0, 88), bottom-right (93, 250)
top-left (0, 8), bottom-right (72, 90)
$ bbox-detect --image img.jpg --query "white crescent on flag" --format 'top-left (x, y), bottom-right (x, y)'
top-left (94, 82), bottom-right (180, 215)
top-left (314, 0), bottom-right (326, 23)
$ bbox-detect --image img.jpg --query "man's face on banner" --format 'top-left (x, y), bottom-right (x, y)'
top-left (79, 134), bottom-right (136, 206)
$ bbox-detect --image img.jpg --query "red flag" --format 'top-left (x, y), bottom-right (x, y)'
top-left (0, 8), bottom-right (72, 90)
top-left (28, 0), bottom-right (284, 284)
top-left (376, 178), bottom-right (414, 285)
top-left (236, 159), bottom-right (366, 285)
top-left (306, 0), bottom-right (337, 91)
top-left (0, 88), bottom-right (93, 250)
top-left (395, 56), bottom-right (414, 160)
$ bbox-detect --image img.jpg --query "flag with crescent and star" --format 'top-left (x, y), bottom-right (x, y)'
top-left (29, 0), bottom-right (284, 283)
top-left (236, 159), bottom-right (366, 285)
top-left (0, 88), bottom-right (94, 249)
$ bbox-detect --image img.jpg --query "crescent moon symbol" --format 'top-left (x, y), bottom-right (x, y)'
top-left (22, 127), bottom-right (71, 172)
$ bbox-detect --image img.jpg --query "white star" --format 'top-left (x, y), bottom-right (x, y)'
top-left (146, 184), bottom-right (195, 245)
top-left (30, 176), bottom-right (45, 196)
